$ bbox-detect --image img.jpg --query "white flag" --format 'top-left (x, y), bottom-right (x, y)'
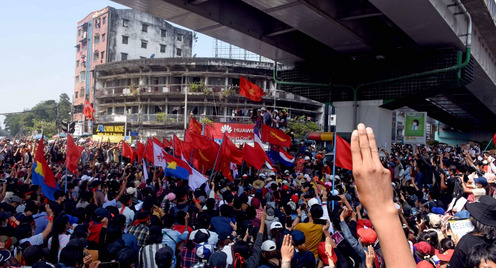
top-left (142, 160), bottom-right (148, 182)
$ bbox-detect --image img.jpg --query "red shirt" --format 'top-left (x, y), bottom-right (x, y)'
top-left (173, 225), bottom-right (193, 241)
top-left (88, 221), bottom-right (103, 243)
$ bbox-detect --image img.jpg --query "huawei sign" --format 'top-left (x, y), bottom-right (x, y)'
top-left (221, 124), bottom-right (233, 134)
top-left (205, 123), bottom-right (254, 141)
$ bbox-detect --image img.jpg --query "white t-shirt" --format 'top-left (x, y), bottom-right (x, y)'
top-left (20, 233), bottom-right (44, 246)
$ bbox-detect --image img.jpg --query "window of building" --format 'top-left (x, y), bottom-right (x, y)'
top-left (95, 18), bottom-right (101, 28)
top-left (160, 44), bottom-right (166, 53)
top-left (161, 29), bottom-right (167, 37)
top-left (78, 29), bottom-right (81, 36)
top-left (75, 92), bottom-right (78, 99)
top-left (102, 33), bottom-right (105, 42)
top-left (94, 51), bottom-right (99, 61)
top-left (177, 34), bottom-right (183, 41)
top-left (121, 53), bottom-right (128, 60)
top-left (115, 107), bottom-right (125, 115)
top-left (75, 76), bottom-right (79, 83)
top-left (94, 34), bottom-right (100, 44)
top-left (76, 45), bottom-right (80, 52)
top-left (142, 24), bottom-right (148, 32)
top-left (76, 60), bottom-right (80, 67)
top-left (103, 17), bottom-right (106, 25)
top-left (101, 51), bottom-right (105, 60)
top-left (176, 48), bottom-right (182, 56)
top-left (122, 35), bottom-right (128, 44)
top-left (80, 71), bottom-right (86, 81)
top-left (140, 56), bottom-right (146, 59)
top-left (123, 19), bottom-right (129, 27)
top-left (141, 40), bottom-right (148, 49)
top-left (107, 107), bottom-right (113, 114)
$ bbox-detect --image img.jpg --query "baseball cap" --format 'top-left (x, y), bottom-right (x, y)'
top-left (196, 242), bottom-right (213, 259)
top-left (414, 241), bottom-right (435, 256)
top-left (9, 196), bottom-right (21, 203)
top-left (291, 230), bottom-right (305, 246)
top-left (270, 221), bottom-right (283, 230)
top-left (428, 214), bottom-right (442, 228)
top-left (357, 228), bottom-right (377, 244)
top-left (474, 176), bottom-right (488, 187)
top-left (208, 252), bottom-right (227, 268)
top-left (261, 240), bottom-right (277, 252)
top-left (435, 249), bottom-right (454, 262)
top-left (308, 198), bottom-right (319, 208)
top-left (218, 232), bottom-right (233, 241)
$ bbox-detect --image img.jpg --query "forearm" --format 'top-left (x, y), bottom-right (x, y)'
top-left (368, 205), bottom-right (416, 268)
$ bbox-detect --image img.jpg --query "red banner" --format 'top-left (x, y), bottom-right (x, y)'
top-left (204, 123), bottom-right (254, 142)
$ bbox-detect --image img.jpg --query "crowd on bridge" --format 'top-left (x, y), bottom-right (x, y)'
top-left (0, 123), bottom-right (494, 268)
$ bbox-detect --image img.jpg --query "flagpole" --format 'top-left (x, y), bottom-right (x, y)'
top-left (65, 166), bottom-right (68, 193)
top-left (484, 139), bottom-right (493, 152)
top-left (210, 133), bottom-right (225, 181)
top-left (173, 135), bottom-right (176, 157)
top-left (331, 132), bottom-right (337, 210)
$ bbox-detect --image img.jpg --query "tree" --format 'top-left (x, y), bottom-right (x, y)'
top-left (27, 120), bottom-right (57, 137)
top-left (287, 116), bottom-right (321, 140)
top-left (58, 93), bottom-right (72, 122)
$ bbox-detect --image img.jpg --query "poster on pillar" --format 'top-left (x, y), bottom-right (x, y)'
top-left (204, 123), bottom-right (254, 143)
top-left (404, 112), bottom-right (426, 144)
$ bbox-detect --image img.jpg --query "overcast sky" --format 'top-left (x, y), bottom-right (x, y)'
top-left (0, 0), bottom-right (215, 128)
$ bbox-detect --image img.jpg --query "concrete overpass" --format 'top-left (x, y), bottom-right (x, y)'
top-left (111, 0), bottom-right (496, 144)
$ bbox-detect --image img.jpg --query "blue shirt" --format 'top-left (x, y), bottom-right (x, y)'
top-left (210, 216), bottom-right (234, 233)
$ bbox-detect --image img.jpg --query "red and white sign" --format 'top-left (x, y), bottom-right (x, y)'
top-left (205, 123), bottom-right (254, 141)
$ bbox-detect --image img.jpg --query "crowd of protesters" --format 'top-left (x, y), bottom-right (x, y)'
top-left (0, 123), bottom-right (494, 268)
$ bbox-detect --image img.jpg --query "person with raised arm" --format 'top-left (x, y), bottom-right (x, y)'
top-left (350, 123), bottom-right (416, 268)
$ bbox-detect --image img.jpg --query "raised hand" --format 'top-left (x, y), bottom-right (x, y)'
top-left (281, 234), bottom-right (294, 262)
top-left (350, 123), bottom-right (394, 215)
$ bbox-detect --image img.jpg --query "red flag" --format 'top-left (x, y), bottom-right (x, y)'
top-left (173, 135), bottom-right (185, 158)
top-left (136, 141), bottom-right (145, 162)
top-left (242, 143), bottom-right (266, 170)
top-left (219, 159), bottom-right (233, 181)
top-left (196, 139), bottom-right (219, 168)
top-left (152, 137), bottom-right (166, 150)
top-left (122, 141), bottom-right (136, 164)
top-left (492, 133), bottom-right (496, 146)
top-left (66, 134), bottom-right (83, 174)
top-left (143, 139), bottom-right (155, 163)
top-left (335, 134), bottom-right (353, 170)
top-left (83, 99), bottom-right (95, 120)
top-left (261, 124), bottom-right (291, 148)
top-left (163, 138), bottom-right (172, 148)
top-left (188, 117), bottom-right (202, 135)
top-left (218, 137), bottom-right (244, 166)
top-left (239, 76), bottom-right (265, 102)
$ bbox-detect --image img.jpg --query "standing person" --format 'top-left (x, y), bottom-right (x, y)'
top-left (448, 196), bottom-right (496, 267)
top-left (162, 213), bottom-right (190, 267)
top-left (293, 205), bottom-right (324, 258)
top-left (128, 212), bottom-right (151, 248)
top-left (140, 226), bottom-right (169, 268)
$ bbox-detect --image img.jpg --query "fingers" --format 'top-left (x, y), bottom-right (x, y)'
top-left (357, 123), bottom-right (372, 163)
top-left (365, 127), bottom-right (380, 164)
top-left (351, 130), bottom-right (362, 168)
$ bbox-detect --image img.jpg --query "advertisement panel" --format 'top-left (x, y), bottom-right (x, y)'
top-left (204, 123), bottom-right (254, 142)
top-left (404, 112), bottom-right (426, 144)
top-left (92, 124), bottom-right (125, 143)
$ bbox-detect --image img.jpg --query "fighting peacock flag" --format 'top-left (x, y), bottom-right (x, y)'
top-left (33, 138), bottom-right (59, 201)
top-left (153, 143), bottom-right (191, 179)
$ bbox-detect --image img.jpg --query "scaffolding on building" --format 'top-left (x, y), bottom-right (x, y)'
top-left (213, 39), bottom-right (272, 62)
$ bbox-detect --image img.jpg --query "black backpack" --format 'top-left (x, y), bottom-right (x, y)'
top-left (451, 177), bottom-right (464, 200)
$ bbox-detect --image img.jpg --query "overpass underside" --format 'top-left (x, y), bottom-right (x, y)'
top-left (112, 0), bottom-right (496, 131)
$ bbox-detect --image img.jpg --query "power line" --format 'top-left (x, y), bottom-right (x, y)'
top-left (0, 106), bottom-right (59, 116)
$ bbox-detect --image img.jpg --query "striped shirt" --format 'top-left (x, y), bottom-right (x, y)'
top-left (139, 243), bottom-right (166, 268)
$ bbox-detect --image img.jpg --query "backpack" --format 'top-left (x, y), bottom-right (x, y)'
top-left (451, 177), bottom-right (464, 200)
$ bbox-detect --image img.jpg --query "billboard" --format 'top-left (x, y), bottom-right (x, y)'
top-left (404, 112), bottom-right (426, 144)
top-left (204, 123), bottom-right (254, 142)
